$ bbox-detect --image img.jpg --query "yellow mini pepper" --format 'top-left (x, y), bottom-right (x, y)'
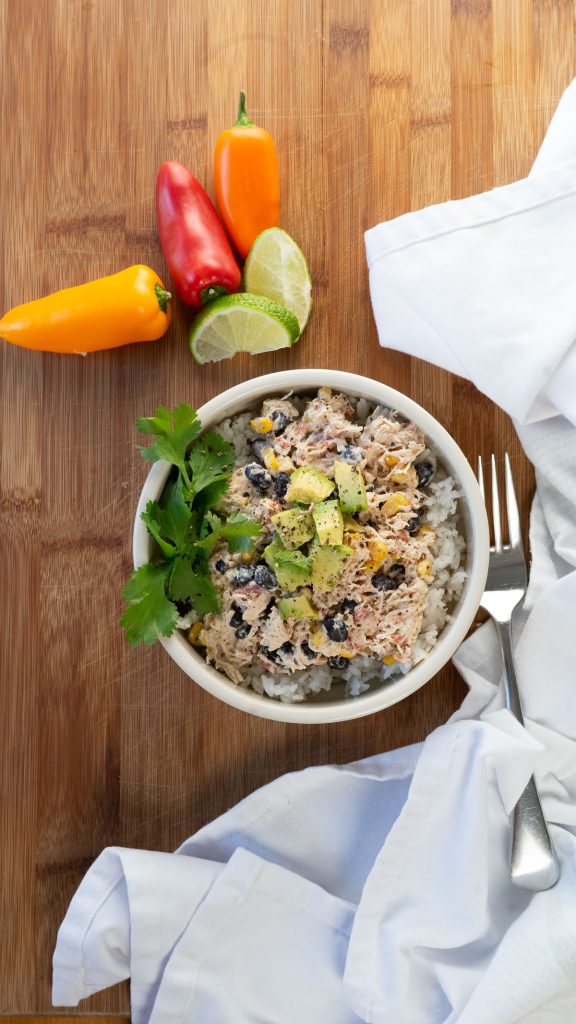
top-left (0, 264), bottom-right (171, 354)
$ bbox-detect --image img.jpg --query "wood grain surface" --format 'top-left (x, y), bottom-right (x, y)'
top-left (1, 0), bottom-right (573, 1016)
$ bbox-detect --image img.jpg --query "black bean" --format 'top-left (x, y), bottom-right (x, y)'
top-left (229, 607), bottom-right (244, 628)
top-left (339, 443), bottom-right (363, 463)
top-left (244, 462), bottom-right (272, 493)
top-left (278, 642), bottom-right (294, 658)
top-left (214, 559), bottom-right (227, 573)
top-left (175, 600), bottom-right (191, 616)
top-left (340, 598), bottom-right (358, 614)
top-left (406, 512), bottom-right (423, 535)
top-left (254, 563), bottom-right (277, 590)
top-left (261, 645), bottom-right (281, 663)
top-left (328, 655), bottom-right (348, 670)
top-left (235, 623), bottom-right (251, 640)
top-left (323, 615), bottom-right (348, 643)
top-left (250, 438), bottom-right (269, 461)
top-left (271, 410), bottom-right (290, 435)
top-left (259, 599), bottom-right (275, 619)
top-left (301, 641), bottom-right (317, 659)
top-left (274, 472), bottom-right (290, 499)
top-left (372, 563), bottom-right (405, 592)
top-left (232, 565), bottom-right (255, 586)
top-left (415, 461), bottom-right (434, 487)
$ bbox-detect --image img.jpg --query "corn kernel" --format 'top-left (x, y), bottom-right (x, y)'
top-left (310, 626), bottom-right (326, 649)
top-left (277, 456), bottom-right (294, 473)
top-left (262, 446), bottom-right (279, 472)
top-left (318, 386), bottom-right (332, 402)
top-left (188, 622), bottom-right (205, 646)
top-left (339, 651), bottom-right (355, 659)
top-left (385, 454), bottom-right (400, 467)
top-left (383, 655), bottom-right (396, 665)
top-left (363, 537), bottom-right (389, 573)
top-left (250, 416), bottom-right (273, 434)
top-left (391, 467), bottom-right (418, 488)
top-left (418, 523), bottom-right (434, 535)
top-left (417, 558), bottom-right (433, 581)
top-left (383, 492), bottom-right (411, 517)
top-left (241, 552), bottom-right (253, 563)
top-left (367, 538), bottom-right (388, 562)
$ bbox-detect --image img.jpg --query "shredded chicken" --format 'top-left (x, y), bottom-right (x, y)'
top-left (196, 390), bottom-right (443, 683)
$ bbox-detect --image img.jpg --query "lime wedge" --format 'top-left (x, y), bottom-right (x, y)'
top-left (243, 228), bottom-right (312, 332)
top-left (189, 293), bottom-right (300, 365)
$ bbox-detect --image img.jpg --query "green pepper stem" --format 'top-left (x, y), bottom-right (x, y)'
top-left (154, 283), bottom-right (171, 313)
top-left (200, 285), bottom-right (229, 306)
top-left (235, 90), bottom-right (254, 128)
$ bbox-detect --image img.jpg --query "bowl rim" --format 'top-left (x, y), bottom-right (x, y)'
top-left (133, 369), bottom-right (489, 723)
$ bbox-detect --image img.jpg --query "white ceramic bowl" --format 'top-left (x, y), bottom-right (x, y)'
top-left (133, 370), bottom-right (489, 723)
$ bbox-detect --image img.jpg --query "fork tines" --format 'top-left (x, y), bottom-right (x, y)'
top-left (477, 453), bottom-right (523, 553)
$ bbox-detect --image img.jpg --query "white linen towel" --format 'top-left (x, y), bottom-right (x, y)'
top-left (53, 80), bottom-right (576, 1023)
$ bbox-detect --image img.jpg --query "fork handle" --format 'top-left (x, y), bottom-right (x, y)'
top-left (493, 621), bottom-right (560, 891)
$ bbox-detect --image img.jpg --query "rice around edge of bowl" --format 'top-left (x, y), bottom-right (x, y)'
top-left (182, 392), bottom-right (467, 704)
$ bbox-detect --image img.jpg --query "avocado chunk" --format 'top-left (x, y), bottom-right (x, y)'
top-left (286, 466), bottom-right (334, 504)
top-left (263, 534), bottom-right (286, 569)
top-left (310, 544), bottom-right (352, 593)
top-left (264, 537), bottom-right (311, 590)
top-left (272, 508), bottom-right (315, 549)
top-left (334, 461), bottom-right (367, 515)
top-left (273, 550), bottom-right (311, 590)
top-left (278, 589), bottom-right (319, 621)
top-left (312, 499), bottom-right (344, 546)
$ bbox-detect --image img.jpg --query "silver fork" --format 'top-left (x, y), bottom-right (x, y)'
top-left (478, 453), bottom-right (559, 891)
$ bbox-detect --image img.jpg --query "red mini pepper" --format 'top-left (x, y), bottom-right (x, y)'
top-left (156, 161), bottom-right (241, 308)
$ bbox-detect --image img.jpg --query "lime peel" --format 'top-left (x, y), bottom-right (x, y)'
top-left (189, 292), bottom-right (300, 365)
top-left (243, 227), bottom-right (312, 332)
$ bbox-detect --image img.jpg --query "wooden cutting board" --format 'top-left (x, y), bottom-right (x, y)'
top-left (1, 0), bottom-right (573, 1015)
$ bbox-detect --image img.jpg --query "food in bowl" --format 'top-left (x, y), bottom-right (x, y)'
top-left (197, 387), bottom-right (466, 701)
top-left (124, 385), bottom-right (467, 704)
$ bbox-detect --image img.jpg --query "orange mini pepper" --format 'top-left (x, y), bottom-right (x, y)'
top-left (214, 91), bottom-right (280, 258)
top-left (0, 265), bottom-right (171, 354)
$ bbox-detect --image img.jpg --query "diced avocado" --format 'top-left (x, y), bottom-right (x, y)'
top-left (278, 589), bottom-right (319, 621)
top-left (263, 534), bottom-right (286, 570)
top-left (343, 515), bottom-right (364, 533)
top-left (274, 549), bottom-right (311, 589)
top-left (310, 544), bottom-right (352, 593)
top-left (264, 537), bottom-right (311, 590)
top-left (334, 461), bottom-right (367, 515)
top-left (271, 508), bottom-right (315, 549)
top-left (312, 500), bottom-right (344, 546)
top-left (286, 466), bottom-right (334, 504)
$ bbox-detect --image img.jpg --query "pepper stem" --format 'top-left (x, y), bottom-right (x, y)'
top-left (154, 283), bottom-right (171, 313)
top-left (234, 90), bottom-right (254, 128)
top-left (200, 285), bottom-right (229, 306)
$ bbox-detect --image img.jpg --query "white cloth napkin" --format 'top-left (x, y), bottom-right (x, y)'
top-left (53, 81), bottom-right (576, 1023)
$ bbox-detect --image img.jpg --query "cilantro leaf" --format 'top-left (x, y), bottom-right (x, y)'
top-left (137, 404), bottom-right (201, 479)
top-left (121, 563), bottom-right (178, 646)
top-left (218, 511), bottom-right (262, 553)
top-left (186, 431), bottom-right (235, 503)
top-left (168, 555), bottom-right (220, 614)
top-left (193, 477), bottom-right (230, 513)
top-left (196, 511), bottom-right (261, 556)
top-left (122, 404), bottom-right (263, 648)
top-left (140, 479), bottom-right (196, 558)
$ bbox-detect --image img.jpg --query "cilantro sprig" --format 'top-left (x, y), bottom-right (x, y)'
top-left (121, 405), bottom-right (261, 647)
